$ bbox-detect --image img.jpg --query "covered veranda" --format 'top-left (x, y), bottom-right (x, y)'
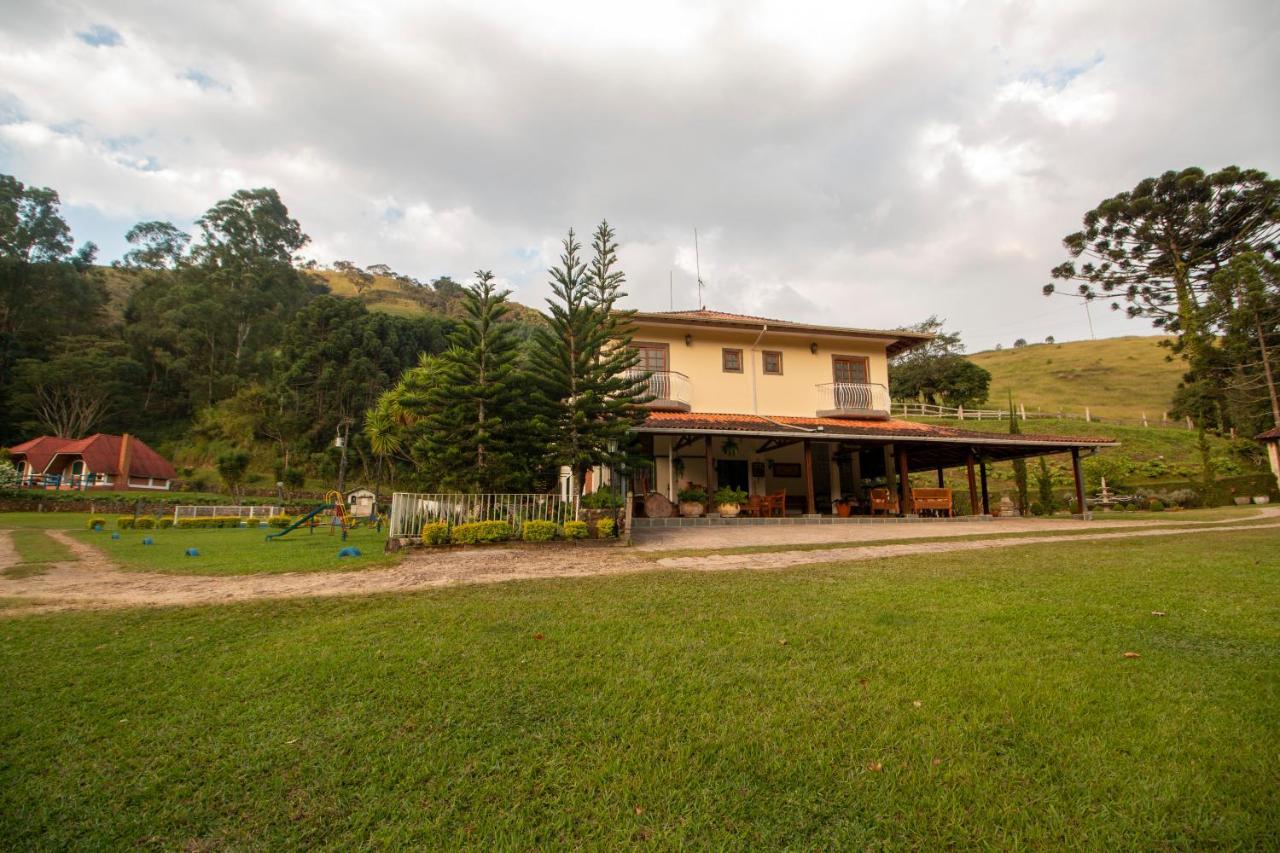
top-left (630, 412), bottom-right (1117, 522)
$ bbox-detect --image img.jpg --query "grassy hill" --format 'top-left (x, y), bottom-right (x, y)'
top-left (93, 266), bottom-right (545, 325)
top-left (313, 269), bottom-right (545, 325)
top-left (967, 336), bottom-right (1185, 422)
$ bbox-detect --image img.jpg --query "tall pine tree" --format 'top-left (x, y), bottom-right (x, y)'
top-left (415, 270), bottom-right (523, 492)
top-left (531, 222), bottom-right (646, 495)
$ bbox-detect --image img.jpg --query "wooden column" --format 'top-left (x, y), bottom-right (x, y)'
top-left (1071, 447), bottom-right (1086, 518)
top-left (896, 445), bottom-right (912, 515)
top-left (704, 436), bottom-right (716, 509)
top-left (965, 452), bottom-right (979, 516)
top-left (936, 467), bottom-right (945, 488)
top-left (979, 458), bottom-right (990, 515)
top-left (883, 444), bottom-right (896, 500)
top-left (803, 439), bottom-right (816, 515)
top-left (850, 450), bottom-right (863, 504)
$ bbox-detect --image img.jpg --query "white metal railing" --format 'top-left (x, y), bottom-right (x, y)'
top-left (389, 492), bottom-right (580, 540)
top-left (626, 369), bottom-right (692, 409)
top-left (173, 505), bottom-right (281, 522)
top-left (816, 382), bottom-right (891, 415)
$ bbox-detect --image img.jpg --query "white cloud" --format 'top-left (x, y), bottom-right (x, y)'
top-left (1, 0), bottom-right (1278, 349)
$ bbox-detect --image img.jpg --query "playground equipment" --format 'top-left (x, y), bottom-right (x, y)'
top-left (266, 491), bottom-right (351, 542)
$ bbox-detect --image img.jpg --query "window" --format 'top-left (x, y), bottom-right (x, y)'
top-left (762, 350), bottom-right (783, 375)
top-left (722, 348), bottom-right (743, 373)
top-left (632, 342), bottom-right (669, 372)
top-left (832, 355), bottom-right (869, 384)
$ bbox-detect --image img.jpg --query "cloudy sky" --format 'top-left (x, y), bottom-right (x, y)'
top-left (3, 1), bottom-right (1278, 349)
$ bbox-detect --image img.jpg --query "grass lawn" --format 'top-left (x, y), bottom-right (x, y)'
top-left (0, 511), bottom-right (97, 530)
top-left (967, 335), bottom-right (1181, 421)
top-left (72, 523), bottom-right (396, 575)
top-left (1, 512), bottom-right (397, 575)
top-left (1, 528), bottom-right (1277, 847)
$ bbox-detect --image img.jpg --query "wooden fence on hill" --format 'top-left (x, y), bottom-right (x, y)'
top-left (892, 402), bottom-right (1214, 432)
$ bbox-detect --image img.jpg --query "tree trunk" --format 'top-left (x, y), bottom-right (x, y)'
top-left (1256, 310), bottom-right (1280, 426)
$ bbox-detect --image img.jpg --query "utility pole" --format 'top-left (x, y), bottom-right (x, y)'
top-left (335, 417), bottom-right (353, 494)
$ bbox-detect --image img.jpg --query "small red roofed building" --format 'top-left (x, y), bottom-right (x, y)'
top-left (7, 433), bottom-right (177, 491)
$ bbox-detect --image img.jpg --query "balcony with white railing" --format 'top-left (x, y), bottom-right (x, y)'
top-left (816, 382), bottom-right (891, 420)
top-left (626, 369), bottom-right (692, 412)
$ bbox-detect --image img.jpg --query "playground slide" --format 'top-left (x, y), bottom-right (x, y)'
top-left (265, 504), bottom-right (329, 541)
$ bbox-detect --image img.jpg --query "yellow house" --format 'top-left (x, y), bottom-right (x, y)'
top-left (620, 309), bottom-right (1114, 519)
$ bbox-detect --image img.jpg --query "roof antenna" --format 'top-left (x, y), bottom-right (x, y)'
top-left (694, 227), bottom-right (705, 310)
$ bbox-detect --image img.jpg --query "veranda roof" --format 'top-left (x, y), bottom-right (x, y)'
top-left (635, 411), bottom-right (1117, 470)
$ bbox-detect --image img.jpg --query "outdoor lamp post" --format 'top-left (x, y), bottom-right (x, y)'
top-left (335, 417), bottom-right (353, 494)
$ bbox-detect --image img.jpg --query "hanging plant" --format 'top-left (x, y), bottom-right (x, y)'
top-left (722, 438), bottom-right (739, 457)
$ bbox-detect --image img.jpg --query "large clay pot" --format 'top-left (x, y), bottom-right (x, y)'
top-left (717, 503), bottom-right (741, 518)
top-left (679, 501), bottom-right (705, 518)
top-left (1254, 495), bottom-right (1271, 505)
top-left (1234, 496), bottom-right (1251, 506)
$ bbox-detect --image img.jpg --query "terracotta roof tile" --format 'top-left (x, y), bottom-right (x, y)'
top-left (637, 411), bottom-right (1115, 447)
top-left (1257, 425), bottom-right (1280, 441)
top-left (9, 434), bottom-right (177, 480)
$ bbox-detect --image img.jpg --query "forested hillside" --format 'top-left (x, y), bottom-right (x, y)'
top-left (2, 174), bottom-right (645, 498)
top-left (0, 176), bottom-right (544, 490)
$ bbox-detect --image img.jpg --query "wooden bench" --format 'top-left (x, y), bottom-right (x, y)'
top-left (912, 487), bottom-right (953, 517)
top-left (870, 487), bottom-right (898, 516)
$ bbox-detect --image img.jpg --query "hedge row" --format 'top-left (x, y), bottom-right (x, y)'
top-left (114, 517), bottom-right (177, 529)
top-left (418, 517), bottom-right (615, 546)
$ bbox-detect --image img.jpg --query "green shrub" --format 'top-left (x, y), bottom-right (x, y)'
top-left (713, 486), bottom-right (748, 506)
top-left (562, 520), bottom-right (589, 540)
top-left (267, 515), bottom-right (293, 529)
top-left (580, 490), bottom-right (622, 509)
top-left (1029, 502), bottom-right (1045, 516)
top-left (522, 520), bottom-right (558, 542)
top-left (116, 516), bottom-right (135, 529)
top-left (421, 521), bottom-right (450, 546)
top-left (157, 518), bottom-right (174, 529)
top-left (450, 520), bottom-right (512, 545)
top-left (1148, 499), bottom-right (1165, 512)
top-left (596, 518), bottom-right (616, 539)
top-left (134, 517), bottom-right (155, 529)
top-left (677, 486), bottom-right (707, 504)
top-left (86, 516), bottom-right (107, 530)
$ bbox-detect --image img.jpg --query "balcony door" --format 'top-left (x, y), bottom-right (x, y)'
top-left (633, 342), bottom-right (669, 373)
top-left (832, 355), bottom-right (869, 384)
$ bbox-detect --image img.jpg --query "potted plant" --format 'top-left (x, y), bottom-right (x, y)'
top-left (677, 485), bottom-right (707, 517)
top-left (832, 498), bottom-right (852, 518)
top-left (714, 486), bottom-right (748, 518)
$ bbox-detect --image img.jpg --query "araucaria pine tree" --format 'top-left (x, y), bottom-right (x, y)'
top-left (416, 270), bottom-right (524, 492)
top-left (531, 221), bottom-right (647, 495)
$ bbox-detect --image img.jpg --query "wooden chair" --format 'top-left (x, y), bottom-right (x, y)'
top-left (765, 490), bottom-right (787, 517)
top-left (870, 487), bottom-right (898, 516)
top-left (912, 487), bottom-right (953, 518)
top-left (742, 495), bottom-right (766, 517)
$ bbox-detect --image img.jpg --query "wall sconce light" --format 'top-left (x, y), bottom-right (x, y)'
top-left (684, 334), bottom-right (693, 346)
top-left (809, 342), bottom-right (818, 354)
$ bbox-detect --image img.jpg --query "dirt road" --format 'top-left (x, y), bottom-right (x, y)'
top-left (1, 515), bottom-right (1277, 614)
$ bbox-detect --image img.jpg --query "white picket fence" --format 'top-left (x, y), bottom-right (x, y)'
top-left (388, 492), bottom-right (579, 540)
top-left (173, 504), bottom-right (281, 522)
